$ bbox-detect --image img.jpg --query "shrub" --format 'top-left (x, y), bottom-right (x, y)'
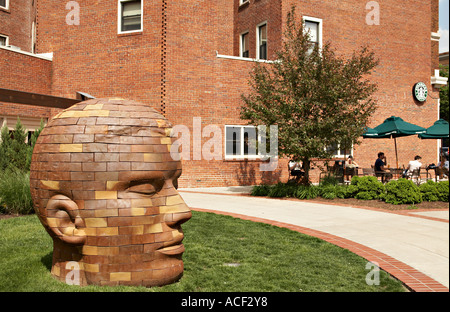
top-left (0, 168), bottom-right (34, 215)
top-left (346, 176), bottom-right (385, 200)
top-left (268, 182), bottom-right (295, 198)
top-left (295, 185), bottom-right (319, 199)
top-left (318, 184), bottom-right (347, 200)
top-left (251, 184), bottom-right (272, 196)
top-left (436, 181), bottom-right (449, 202)
top-left (419, 180), bottom-right (440, 202)
top-left (384, 179), bottom-right (422, 205)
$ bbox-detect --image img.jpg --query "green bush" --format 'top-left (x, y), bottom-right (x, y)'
top-left (346, 176), bottom-right (385, 200)
top-left (268, 182), bottom-right (297, 198)
top-left (251, 184), bottom-right (272, 196)
top-left (419, 180), bottom-right (440, 202)
top-left (384, 179), bottom-right (422, 205)
top-left (0, 168), bottom-right (34, 215)
top-left (295, 185), bottom-right (319, 199)
top-left (318, 184), bottom-right (347, 200)
top-left (436, 181), bottom-right (449, 202)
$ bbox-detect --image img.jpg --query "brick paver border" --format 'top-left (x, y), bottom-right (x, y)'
top-left (190, 206), bottom-right (449, 292)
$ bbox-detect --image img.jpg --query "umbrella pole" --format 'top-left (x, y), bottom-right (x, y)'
top-left (394, 137), bottom-right (399, 169)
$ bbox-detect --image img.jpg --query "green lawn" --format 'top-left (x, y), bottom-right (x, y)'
top-left (0, 211), bottom-right (406, 292)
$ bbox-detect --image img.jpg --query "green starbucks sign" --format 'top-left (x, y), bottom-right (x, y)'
top-left (413, 82), bottom-right (428, 102)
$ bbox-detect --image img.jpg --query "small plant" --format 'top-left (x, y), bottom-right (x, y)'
top-left (0, 168), bottom-right (34, 215)
top-left (295, 185), bottom-right (319, 199)
top-left (384, 179), bottom-right (422, 205)
top-left (251, 184), bottom-right (271, 196)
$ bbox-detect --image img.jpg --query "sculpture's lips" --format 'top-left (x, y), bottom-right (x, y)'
top-left (157, 244), bottom-right (185, 255)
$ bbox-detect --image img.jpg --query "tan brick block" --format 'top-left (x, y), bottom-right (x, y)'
top-left (40, 180), bottom-right (60, 190)
top-left (60, 144), bottom-right (83, 153)
top-left (82, 263), bottom-right (100, 273)
top-left (95, 209), bottom-right (118, 217)
top-left (110, 272), bottom-right (131, 282)
top-left (131, 198), bottom-right (153, 207)
top-left (131, 207), bottom-right (146, 216)
top-left (144, 153), bottom-right (163, 162)
top-left (84, 104), bottom-right (104, 110)
top-left (97, 227), bottom-right (119, 236)
top-left (145, 223), bottom-right (163, 234)
top-left (165, 195), bottom-right (185, 206)
top-left (160, 137), bottom-right (172, 145)
top-left (85, 218), bottom-right (108, 228)
top-left (95, 191), bottom-right (118, 200)
top-left (83, 246), bottom-right (98, 255)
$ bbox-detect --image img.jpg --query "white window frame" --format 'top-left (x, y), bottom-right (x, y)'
top-left (302, 16), bottom-right (323, 51)
top-left (0, 0), bottom-right (9, 10)
top-left (224, 125), bottom-right (264, 160)
top-left (239, 0), bottom-right (249, 6)
top-left (325, 143), bottom-right (353, 159)
top-left (240, 31), bottom-right (249, 58)
top-left (117, 0), bottom-right (143, 35)
top-left (0, 34), bottom-right (9, 47)
top-left (256, 21), bottom-right (267, 60)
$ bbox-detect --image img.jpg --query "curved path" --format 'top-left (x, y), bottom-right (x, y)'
top-left (179, 187), bottom-right (449, 292)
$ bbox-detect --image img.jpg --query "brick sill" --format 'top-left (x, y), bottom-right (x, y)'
top-left (0, 7), bottom-right (10, 13)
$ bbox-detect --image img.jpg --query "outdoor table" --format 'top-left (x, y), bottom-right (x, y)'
top-left (388, 168), bottom-right (403, 179)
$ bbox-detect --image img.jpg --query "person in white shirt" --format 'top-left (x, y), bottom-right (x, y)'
top-left (406, 155), bottom-right (422, 177)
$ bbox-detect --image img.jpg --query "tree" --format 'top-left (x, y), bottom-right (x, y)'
top-left (0, 118), bottom-right (45, 172)
top-left (240, 6), bottom-right (379, 184)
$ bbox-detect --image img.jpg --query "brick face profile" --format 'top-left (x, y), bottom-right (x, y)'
top-left (1, 0), bottom-right (443, 186)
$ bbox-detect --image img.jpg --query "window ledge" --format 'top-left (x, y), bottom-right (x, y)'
top-left (216, 51), bottom-right (277, 63)
top-left (118, 30), bottom-right (143, 37)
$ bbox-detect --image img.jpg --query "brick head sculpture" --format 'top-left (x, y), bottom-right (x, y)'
top-left (30, 98), bottom-right (191, 287)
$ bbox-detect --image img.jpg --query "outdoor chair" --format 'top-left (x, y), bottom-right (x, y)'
top-left (362, 168), bottom-right (375, 176)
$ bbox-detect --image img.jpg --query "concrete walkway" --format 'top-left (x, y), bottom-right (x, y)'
top-left (178, 187), bottom-right (449, 291)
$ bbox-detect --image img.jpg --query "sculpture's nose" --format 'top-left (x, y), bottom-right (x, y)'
top-left (162, 181), bottom-right (192, 227)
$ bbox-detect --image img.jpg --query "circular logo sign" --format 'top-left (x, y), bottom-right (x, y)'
top-left (414, 82), bottom-right (428, 102)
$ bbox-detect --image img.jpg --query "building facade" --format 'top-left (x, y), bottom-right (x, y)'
top-left (0, 0), bottom-right (447, 187)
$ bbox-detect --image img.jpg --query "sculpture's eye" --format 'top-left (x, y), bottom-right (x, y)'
top-left (127, 179), bottom-right (164, 196)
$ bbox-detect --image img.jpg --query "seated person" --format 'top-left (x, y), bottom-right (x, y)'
top-left (345, 156), bottom-right (358, 179)
top-left (405, 155), bottom-right (422, 178)
top-left (437, 155), bottom-right (449, 179)
top-left (289, 158), bottom-right (304, 180)
top-left (374, 152), bottom-right (392, 182)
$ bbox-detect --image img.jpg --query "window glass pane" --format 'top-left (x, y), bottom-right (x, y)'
top-left (304, 21), bottom-right (318, 42)
top-left (0, 0), bottom-right (6, 8)
top-left (226, 127), bottom-right (241, 156)
top-left (241, 33), bottom-right (249, 57)
top-left (243, 127), bottom-right (257, 156)
top-left (121, 0), bottom-right (141, 32)
top-left (259, 24), bottom-right (267, 60)
top-left (0, 36), bottom-right (6, 46)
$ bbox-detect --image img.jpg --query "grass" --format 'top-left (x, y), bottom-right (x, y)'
top-left (0, 212), bottom-right (406, 292)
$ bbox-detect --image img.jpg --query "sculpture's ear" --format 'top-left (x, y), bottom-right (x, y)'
top-left (46, 195), bottom-right (86, 245)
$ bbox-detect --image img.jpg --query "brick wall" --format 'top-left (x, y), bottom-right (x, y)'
top-left (0, 47), bottom-right (57, 119)
top-left (0, 0), bottom-right (36, 52)
top-left (29, 0), bottom-right (440, 186)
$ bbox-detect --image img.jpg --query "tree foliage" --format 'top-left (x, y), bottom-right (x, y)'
top-left (0, 118), bottom-right (44, 172)
top-left (241, 6), bottom-right (379, 183)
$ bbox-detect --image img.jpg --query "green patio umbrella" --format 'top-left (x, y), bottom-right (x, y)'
top-left (363, 116), bottom-right (426, 168)
top-left (418, 119), bottom-right (449, 139)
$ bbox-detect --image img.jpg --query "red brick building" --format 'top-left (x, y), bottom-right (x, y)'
top-left (0, 0), bottom-right (447, 187)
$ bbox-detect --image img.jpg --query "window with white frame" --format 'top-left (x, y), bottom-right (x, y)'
top-left (240, 32), bottom-right (249, 58)
top-left (0, 34), bottom-right (8, 47)
top-left (225, 125), bottom-right (262, 159)
top-left (303, 16), bottom-right (322, 55)
top-left (0, 0), bottom-right (9, 10)
top-left (118, 0), bottom-right (143, 34)
top-left (239, 0), bottom-right (249, 6)
top-left (326, 142), bottom-right (353, 158)
top-left (257, 22), bottom-right (267, 60)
